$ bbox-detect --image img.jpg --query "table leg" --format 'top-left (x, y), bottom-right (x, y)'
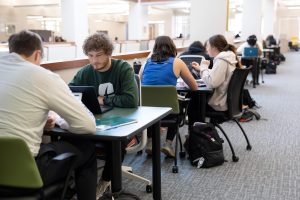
top-left (253, 58), bottom-right (258, 88)
top-left (151, 122), bottom-right (161, 200)
top-left (111, 140), bottom-right (122, 193)
top-left (199, 93), bottom-right (207, 122)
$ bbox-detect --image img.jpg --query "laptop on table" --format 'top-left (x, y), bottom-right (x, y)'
top-left (243, 47), bottom-right (258, 57)
top-left (179, 55), bottom-right (204, 79)
top-left (69, 86), bottom-right (113, 114)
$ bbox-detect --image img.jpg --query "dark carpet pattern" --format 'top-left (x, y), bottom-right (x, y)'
top-left (122, 52), bottom-right (300, 200)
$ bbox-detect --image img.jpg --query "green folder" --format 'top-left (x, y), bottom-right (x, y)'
top-left (95, 115), bottom-right (137, 131)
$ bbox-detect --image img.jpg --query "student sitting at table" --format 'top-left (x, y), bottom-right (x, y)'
top-left (237, 34), bottom-right (262, 85)
top-left (237, 34), bottom-right (262, 57)
top-left (69, 32), bottom-right (138, 198)
top-left (139, 35), bottom-right (198, 158)
top-left (191, 34), bottom-right (242, 112)
top-left (179, 40), bottom-right (213, 69)
top-left (0, 30), bottom-right (97, 200)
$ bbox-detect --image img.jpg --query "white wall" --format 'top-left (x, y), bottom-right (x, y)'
top-left (241, 0), bottom-right (263, 41)
top-left (148, 10), bottom-right (173, 37)
top-left (88, 18), bottom-right (126, 40)
top-left (277, 8), bottom-right (300, 40)
top-left (262, 0), bottom-right (276, 39)
top-left (190, 0), bottom-right (227, 42)
top-left (0, 5), bottom-right (59, 41)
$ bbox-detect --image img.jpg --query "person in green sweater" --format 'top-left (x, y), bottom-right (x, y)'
top-left (69, 32), bottom-right (138, 199)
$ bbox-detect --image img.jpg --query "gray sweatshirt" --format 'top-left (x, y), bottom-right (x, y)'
top-left (200, 51), bottom-right (237, 111)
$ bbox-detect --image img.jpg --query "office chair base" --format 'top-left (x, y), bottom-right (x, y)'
top-left (146, 185), bottom-right (152, 193)
top-left (122, 166), bottom-right (152, 193)
top-left (214, 123), bottom-right (239, 163)
top-left (232, 155), bottom-right (239, 162)
top-left (172, 165), bottom-right (178, 173)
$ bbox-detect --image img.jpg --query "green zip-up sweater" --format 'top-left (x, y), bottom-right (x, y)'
top-left (69, 59), bottom-right (138, 108)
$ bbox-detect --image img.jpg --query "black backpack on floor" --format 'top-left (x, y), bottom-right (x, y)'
top-left (187, 122), bottom-right (225, 168)
top-left (265, 61), bottom-right (277, 74)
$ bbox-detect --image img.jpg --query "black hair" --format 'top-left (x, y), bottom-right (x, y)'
top-left (8, 30), bottom-right (43, 57)
top-left (247, 35), bottom-right (257, 46)
top-left (188, 41), bottom-right (205, 53)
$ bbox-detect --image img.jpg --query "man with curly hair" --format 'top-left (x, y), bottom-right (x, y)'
top-left (69, 32), bottom-right (138, 198)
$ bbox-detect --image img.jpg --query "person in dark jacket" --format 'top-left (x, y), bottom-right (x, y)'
top-left (180, 41), bottom-right (213, 69)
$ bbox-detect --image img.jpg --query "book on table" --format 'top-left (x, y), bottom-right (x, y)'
top-left (96, 115), bottom-right (137, 131)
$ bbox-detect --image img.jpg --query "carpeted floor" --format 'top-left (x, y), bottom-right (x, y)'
top-left (122, 51), bottom-right (300, 200)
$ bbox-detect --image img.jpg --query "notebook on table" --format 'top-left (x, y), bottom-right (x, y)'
top-left (69, 86), bottom-right (113, 114)
top-left (95, 115), bottom-right (137, 131)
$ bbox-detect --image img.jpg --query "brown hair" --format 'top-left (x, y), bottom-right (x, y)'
top-left (151, 36), bottom-right (177, 62)
top-left (83, 33), bottom-right (114, 55)
top-left (208, 34), bottom-right (241, 68)
top-left (8, 30), bottom-right (43, 57)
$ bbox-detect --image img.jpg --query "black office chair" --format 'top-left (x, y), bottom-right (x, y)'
top-left (141, 85), bottom-right (190, 173)
top-left (0, 136), bottom-right (76, 200)
top-left (205, 67), bottom-right (252, 162)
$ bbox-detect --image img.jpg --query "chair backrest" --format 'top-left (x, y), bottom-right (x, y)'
top-left (141, 85), bottom-right (179, 114)
top-left (227, 67), bottom-right (251, 118)
top-left (134, 74), bottom-right (141, 106)
top-left (0, 136), bottom-right (43, 189)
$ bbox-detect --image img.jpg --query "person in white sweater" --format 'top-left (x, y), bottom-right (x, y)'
top-left (0, 30), bottom-right (97, 200)
top-left (192, 34), bottom-right (242, 111)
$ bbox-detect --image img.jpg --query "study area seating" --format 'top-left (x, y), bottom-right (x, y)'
top-left (121, 74), bottom-right (152, 193)
top-left (141, 85), bottom-right (189, 173)
top-left (205, 67), bottom-right (252, 162)
top-left (0, 136), bottom-right (76, 200)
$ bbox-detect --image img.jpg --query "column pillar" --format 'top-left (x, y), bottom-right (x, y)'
top-left (128, 2), bottom-right (148, 40)
top-left (190, 0), bottom-right (227, 42)
top-left (61, 0), bottom-right (89, 58)
top-left (262, 0), bottom-right (276, 39)
top-left (241, 0), bottom-right (263, 41)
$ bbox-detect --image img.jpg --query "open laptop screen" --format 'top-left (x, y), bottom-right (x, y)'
top-left (69, 86), bottom-right (106, 114)
top-left (179, 55), bottom-right (204, 79)
top-left (243, 47), bottom-right (258, 57)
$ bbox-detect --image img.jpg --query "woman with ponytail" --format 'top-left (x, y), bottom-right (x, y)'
top-left (192, 34), bottom-right (241, 111)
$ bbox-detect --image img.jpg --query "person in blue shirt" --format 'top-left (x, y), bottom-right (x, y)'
top-left (139, 35), bottom-right (197, 158)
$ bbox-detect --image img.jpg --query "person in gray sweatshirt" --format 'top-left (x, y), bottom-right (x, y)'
top-left (192, 34), bottom-right (242, 111)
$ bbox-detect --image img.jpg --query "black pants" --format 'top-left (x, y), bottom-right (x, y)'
top-left (101, 141), bottom-right (127, 182)
top-left (36, 138), bottom-right (97, 200)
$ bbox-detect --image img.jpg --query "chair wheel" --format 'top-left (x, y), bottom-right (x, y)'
top-left (146, 185), bottom-right (152, 193)
top-left (232, 155), bottom-right (239, 162)
top-left (172, 166), bottom-right (178, 173)
top-left (246, 145), bottom-right (252, 151)
top-left (179, 151), bottom-right (186, 158)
